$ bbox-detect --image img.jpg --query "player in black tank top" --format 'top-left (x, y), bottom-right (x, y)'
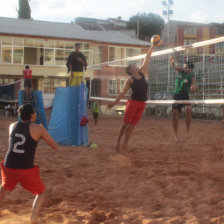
top-left (0, 103), bottom-right (58, 223)
top-left (107, 44), bottom-right (156, 152)
top-left (4, 121), bottom-right (38, 169)
top-left (131, 71), bottom-right (148, 102)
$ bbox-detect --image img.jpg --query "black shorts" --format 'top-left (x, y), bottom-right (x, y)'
top-left (24, 79), bottom-right (32, 88)
top-left (172, 94), bottom-right (190, 113)
top-left (93, 112), bottom-right (98, 119)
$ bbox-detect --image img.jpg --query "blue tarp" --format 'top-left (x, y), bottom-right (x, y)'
top-left (18, 90), bottom-right (48, 129)
top-left (48, 84), bottom-right (88, 146)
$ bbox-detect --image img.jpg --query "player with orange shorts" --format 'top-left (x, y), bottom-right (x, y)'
top-left (108, 44), bottom-right (156, 152)
top-left (0, 103), bottom-right (58, 223)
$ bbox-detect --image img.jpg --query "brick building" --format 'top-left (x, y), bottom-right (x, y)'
top-left (0, 17), bottom-right (149, 108)
top-left (161, 20), bottom-right (224, 48)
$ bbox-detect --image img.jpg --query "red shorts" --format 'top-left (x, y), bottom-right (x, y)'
top-left (123, 100), bottom-right (146, 125)
top-left (1, 162), bottom-right (45, 195)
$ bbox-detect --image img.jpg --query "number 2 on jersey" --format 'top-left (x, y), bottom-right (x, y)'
top-left (13, 133), bottom-right (26, 154)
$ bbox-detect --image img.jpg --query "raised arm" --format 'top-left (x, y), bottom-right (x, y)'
top-left (170, 56), bottom-right (184, 72)
top-left (139, 45), bottom-right (155, 75)
top-left (107, 78), bottom-right (133, 109)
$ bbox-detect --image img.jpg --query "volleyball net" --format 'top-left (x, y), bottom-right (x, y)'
top-left (88, 36), bottom-right (224, 118)
top-left (0, 80), bottom-right (21, 102)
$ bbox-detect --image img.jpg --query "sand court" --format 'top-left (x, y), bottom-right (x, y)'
top-left (0, 115), bottom-right (224, 223)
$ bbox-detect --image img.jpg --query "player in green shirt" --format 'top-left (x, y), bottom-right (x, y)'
top-left (170, 56), bottom-right (196, 142)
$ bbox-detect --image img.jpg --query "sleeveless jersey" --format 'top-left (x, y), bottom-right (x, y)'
top-left (130, 72), bottom-right (148, 101)
top-left (4, 122), bottom-right (38, 169)
top-left (23, 69), bottom-right (32, 79)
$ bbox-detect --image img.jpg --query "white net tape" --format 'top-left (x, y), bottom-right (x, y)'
top-left (90, 97), bottom-right (224, 105)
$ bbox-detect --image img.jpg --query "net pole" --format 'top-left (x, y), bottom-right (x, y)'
top-left (89, 68), bottom-right (94, 107)
top-left (202, 52), bottom-right (205, 113)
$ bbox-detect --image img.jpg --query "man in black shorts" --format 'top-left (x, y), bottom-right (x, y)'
top-left (170, 56), bottom-right (196, 142)
top-left (23, 65), bottom-right (33, 100)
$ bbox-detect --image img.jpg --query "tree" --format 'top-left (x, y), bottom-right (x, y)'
top-left (127, 13), bottom-right (165, 41)
top-left (17, 0), bottom-right (31, 19)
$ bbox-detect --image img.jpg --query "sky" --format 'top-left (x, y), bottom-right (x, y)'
top-left (0, 0), bottom-right (224, 24)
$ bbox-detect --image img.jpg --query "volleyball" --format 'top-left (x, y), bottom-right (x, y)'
top-left (151, 35), bottom-right (162, 46)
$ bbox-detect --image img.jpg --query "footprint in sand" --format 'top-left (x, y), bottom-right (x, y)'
top-left (109, 154), bottom-right (133, 168)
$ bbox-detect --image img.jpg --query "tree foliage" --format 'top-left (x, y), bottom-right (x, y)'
top-left (18, 0), bottom-right (31, 19)
top-left (127, 13), bottom-right (165, 41)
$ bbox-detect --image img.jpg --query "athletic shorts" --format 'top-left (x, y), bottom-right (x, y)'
top-left (123, 99), bottom-right (146, 125)
top-left (1, 162), bottom-right (45, 195)
top-left (172, 94), bottom-right (190, 113)
top-left (69, 72), bottom-right (83, 86)
top-left (24, 78), bottom-right (32, 88)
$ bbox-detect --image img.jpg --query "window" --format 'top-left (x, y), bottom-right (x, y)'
top-left (184, 28), bottom-right (196, 35)
top-left (0, 36), bottom-right (91, 67)
top-left (93, 46), bottom-right (102, 65)
top-left (44, 49), bottom-right (54, 65)
top-left (24, 38), bottom-right (34, 47)
top-left (108, 80), bottom-right (118, 95)
top-left (55, 40), bottom-right (64, 48)
top-left (125, 48), bottom-right (141, 67)
top-left (109, 47), bottom-right (122, 61)
top-left (2, 36), bottom-right (12, 45)
top-left (83, 51), bottom-right (91, 66)
top-left (13, 47), bottom-right (23, 64)
top-left (45, 40), bottom-right (55, 48)
top-left (55, 49), bottom-right (65, 65)
top-left (0, 78), bottom-right (14, 85)
top-left (184, 39), bottom-right (196, 46)
top-left (9, 78), bottom-right (14, 84)
top-left (65, 41), bottom-right (74, 49)
top-left (215, 27), bottom-right (224, 35)
top-left (13, 37), bottom-right (23, 46)
top-left (24, 47), bottom-right (42, 65)
top-left (2, 46), bottom-right (12, 63)
top-left (43, 78), bottom-right (66, 93)
top-left (108, 47), bottom-right (141, 67)
top-left (109, 47), bottom-right (123, 66)
top-left (84, 43), bottom-right (89, 50)
top-left (91, 79), bottom-right (101, 97)
top-left (215, 42), bottom-right (224, 49)
top-left (34, 39), bottom-right (44, 47)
